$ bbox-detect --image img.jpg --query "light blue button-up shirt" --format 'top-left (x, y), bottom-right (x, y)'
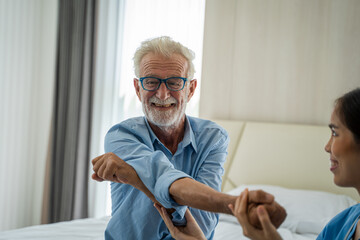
top-left (104, 116), bottom-right (229, 240)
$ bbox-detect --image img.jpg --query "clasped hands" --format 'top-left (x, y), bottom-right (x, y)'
top-left (91, 152), bottom-right (286, 240)
top-left (155, 188), bottom-right (285, 240)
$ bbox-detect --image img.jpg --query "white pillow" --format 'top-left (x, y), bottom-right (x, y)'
top-left (226, 184), bottom-right (358, 234)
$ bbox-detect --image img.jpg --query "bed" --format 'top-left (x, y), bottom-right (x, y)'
top-left (213, 120), bottom-right (358, 239)
top-left (1, 120), bottom-right (358, 240)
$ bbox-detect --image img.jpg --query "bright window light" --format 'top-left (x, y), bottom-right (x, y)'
top-left (114, 0), bottom-right (205, 122)
top-left (105, 0), bottom-right (206, 215)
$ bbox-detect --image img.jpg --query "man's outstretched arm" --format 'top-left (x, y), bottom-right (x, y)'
top-left (168, 177), bottom-right (286, 228)
top-left (92, 152), bottom-right (286, 228)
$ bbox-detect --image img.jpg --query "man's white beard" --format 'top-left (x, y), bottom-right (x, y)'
top-left (142, 95), bottom-right (187, 128)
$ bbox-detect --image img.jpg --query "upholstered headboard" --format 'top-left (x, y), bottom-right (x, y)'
top-left (214, 120), bottom-right (358, 201)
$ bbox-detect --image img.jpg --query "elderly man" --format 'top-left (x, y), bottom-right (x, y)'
top-left (92, 36), bottom-right (286, 240)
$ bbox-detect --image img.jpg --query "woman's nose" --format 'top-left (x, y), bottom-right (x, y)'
top-left (324, 137), bottom-right (332, 153)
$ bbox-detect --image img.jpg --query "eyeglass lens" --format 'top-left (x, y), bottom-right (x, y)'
top-left (143, 77), bottom-right (184, 91)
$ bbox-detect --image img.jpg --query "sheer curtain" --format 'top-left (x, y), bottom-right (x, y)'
top-left (88, 0), bottom-right (126, 218)
top-left (89, 0), bottom-right (206, 217)
top-left (46, 0), bottom-right (96, 223)
top-left (0, 0), bottom-right (58, 231)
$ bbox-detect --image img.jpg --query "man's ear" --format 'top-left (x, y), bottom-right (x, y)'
top-left (134, 78), bottom-right (141, 101)
top-left (187, 79), bottom-right (197, 102)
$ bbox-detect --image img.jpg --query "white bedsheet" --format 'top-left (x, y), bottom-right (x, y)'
top-left (0, 216), bottom-right (110, 240)
top-left (214, 213), bottom-right (318, 240)
top-left (0, 215), bottom-right (317, 240)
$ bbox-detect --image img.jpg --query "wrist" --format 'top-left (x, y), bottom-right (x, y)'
top-left (170, 178), bottom-right (237, 214)
top-left (214, 192), bottom-right (237, 214)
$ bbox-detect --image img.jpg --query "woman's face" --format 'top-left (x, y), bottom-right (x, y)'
top-left (325, 107), bottom-right (360, 191)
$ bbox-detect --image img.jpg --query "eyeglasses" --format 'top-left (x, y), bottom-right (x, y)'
top-left (139, 77), bottom-right (188, 91)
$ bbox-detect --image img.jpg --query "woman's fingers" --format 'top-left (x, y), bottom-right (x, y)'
top-left (228, 189), bottom-right (283, 240)
top-left (257, 206), bottom-right (283, 240)
top-left (237, 189), bottom-right (254, 228)
top-left (184, 208), bottom-right (196, 223)
top-left (228, 190), bottom-right (244, 216)
top-left (154, 203), bottom-right (175, 230)
top-left (257, 205), bottom-right (275, 233)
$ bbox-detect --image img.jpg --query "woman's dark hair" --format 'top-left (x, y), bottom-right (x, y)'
top-left (335, 88), bottom-right (360, 143)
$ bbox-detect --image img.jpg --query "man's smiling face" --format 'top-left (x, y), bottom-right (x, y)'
top-left (134, 52), bottom-right (196, 128)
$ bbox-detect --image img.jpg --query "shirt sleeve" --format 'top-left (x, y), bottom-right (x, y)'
top-left (189, 129), bottom-right (229, 239)
top-left (104, 123), bottom-right (191, 212)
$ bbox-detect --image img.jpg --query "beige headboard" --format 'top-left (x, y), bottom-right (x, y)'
top-left (214, 120), bottom-right (358, 201)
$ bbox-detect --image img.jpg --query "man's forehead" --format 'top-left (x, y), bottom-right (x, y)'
top-left (140, 53), bottom-right (188, 75)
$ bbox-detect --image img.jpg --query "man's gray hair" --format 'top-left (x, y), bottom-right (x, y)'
top-left (133, 36), bottom-right (195, 79)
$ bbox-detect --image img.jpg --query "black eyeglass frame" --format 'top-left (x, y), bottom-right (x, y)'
top-left (139, 77), bottom-right (188, 91)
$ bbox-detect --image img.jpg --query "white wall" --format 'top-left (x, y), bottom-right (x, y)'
top-left (0, 0), bottom-right (58, 231)
top-left (200, 0), bottom-right (360, 125)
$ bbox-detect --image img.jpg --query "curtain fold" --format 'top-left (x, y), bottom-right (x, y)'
top-left (47, 0), bottom-right (96, 223)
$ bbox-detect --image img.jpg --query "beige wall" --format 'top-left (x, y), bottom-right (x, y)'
top-left (200, 0), bottom-right (360, 125)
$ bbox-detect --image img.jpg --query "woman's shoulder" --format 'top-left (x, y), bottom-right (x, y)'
top-left (317, 203), bottom-right (360, 239)
top-left (329, 203), bottom-right (360, 225)
top-left (344, 203), bottom-right (360, 216)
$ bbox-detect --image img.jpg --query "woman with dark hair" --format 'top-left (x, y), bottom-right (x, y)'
top-left (315, 87), bottom-right (360, 240)
top-left (155, 88), bottom-right (360, 240)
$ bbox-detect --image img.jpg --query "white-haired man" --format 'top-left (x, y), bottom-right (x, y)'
top-left (92, 36), bottom-right (286, 240)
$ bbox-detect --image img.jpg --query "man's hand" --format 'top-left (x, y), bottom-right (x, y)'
top-left (92, 152), bottom-right (163, 205)
top-left (154, 203), bottom-right (206, 240)
top-left (229, 189), bottom-right (283, 240)
top-left (91, 152), bottom-right (139, 186)
top-left (245, 190), bottom-right (287, 229)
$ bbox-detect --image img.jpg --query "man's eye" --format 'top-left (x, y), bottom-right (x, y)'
top-left (145, 80), bottom-right (158, 85)
top-left (331, 130), bottom-right (338, 137)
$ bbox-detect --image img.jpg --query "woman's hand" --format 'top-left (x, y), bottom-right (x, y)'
top-left (228, 188), bottom-right (283, 240)
top-left (154, 203), bottom-right (206, 240)
top-left (244, 189), bottom-right (286, 229)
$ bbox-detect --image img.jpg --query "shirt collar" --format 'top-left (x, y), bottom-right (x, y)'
top-left (144, 116), bottom-right (198, 153)
top-left (182, 116), bottom-right (198, 153)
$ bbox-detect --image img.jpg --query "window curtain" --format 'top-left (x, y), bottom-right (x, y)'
top-left (87, 0), bottom-right (125, 218)
top-left (45, 0), bottom-right (96, 223)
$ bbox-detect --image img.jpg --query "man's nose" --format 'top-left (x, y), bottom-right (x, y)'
top-left (155, 82), bottom-right (171, 100)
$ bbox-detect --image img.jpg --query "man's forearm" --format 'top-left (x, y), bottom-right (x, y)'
top-left (133, 180), bottom-right (159, 204)
top-left (169, 178), bottom-right (236, 214)
top-left (132, 173), bottom-right (286, 229)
